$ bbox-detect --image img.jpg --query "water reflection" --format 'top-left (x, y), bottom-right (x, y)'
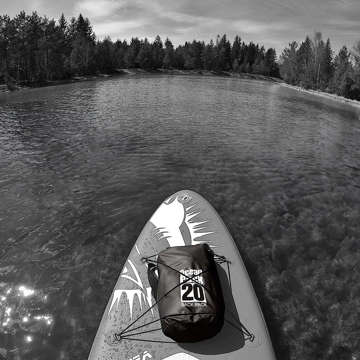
top-left (0, 284), bottom-right (53, 358)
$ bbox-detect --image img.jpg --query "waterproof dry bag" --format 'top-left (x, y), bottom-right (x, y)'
top-left (155, 243), bottom-right (225, 342)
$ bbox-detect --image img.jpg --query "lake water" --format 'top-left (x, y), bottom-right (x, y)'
top-left (0, 75), bottom-right (360, 359)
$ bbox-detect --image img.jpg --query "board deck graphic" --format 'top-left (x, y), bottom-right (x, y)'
top-left (88, 190), bottom-right (276, 360)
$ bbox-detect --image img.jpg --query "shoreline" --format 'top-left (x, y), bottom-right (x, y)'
top-left (279, 82), bottom-right (360, 109)
top-left (0, 73), bottom-right (113, 93)
top-left (0, 69), bottom-right (283, 94)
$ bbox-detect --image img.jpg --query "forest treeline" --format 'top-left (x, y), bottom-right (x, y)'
top-left (1, 11), bottom-right (360, 102)
top-left (0, 12), bottom-right (279, 86)
top-left (280, 32), bottom-right (360, 100)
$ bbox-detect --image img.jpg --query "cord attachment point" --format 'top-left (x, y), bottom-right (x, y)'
top-left (114, 333), bottom-right (123, 342)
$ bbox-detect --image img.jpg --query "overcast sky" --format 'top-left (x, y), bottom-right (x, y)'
top-left (1, 0), bottom-right (360, 55)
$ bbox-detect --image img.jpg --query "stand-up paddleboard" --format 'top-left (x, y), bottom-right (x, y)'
top-left (88, 190), bottom-right (276, 360)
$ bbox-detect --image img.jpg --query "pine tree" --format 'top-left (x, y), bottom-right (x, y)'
top-left (231, 35), bottom-right (242, 71)
top-left (217, 34), bottom-right (231, 71)
top-left (55, 13), bottom-right (71, 78)
top-left (183, 41), bottom-right (195, 69)
top-left (0, 15), bottom-right (12, 80)
top-left (59, 13), bottom-right (66, 31)
top-left (279, 41), bottom-right (298, 84)
top-left (265, 48), bottom-right (279, 77)
top-left (113, 40), bottom-right (127, 69)
top-left (163, 38), bottom-right (174, 69)
top-left (242, 42), bottom-right (259, 73)
top-left (252, 46), bottom-right (265, 74)
top-left (136, 38), bottom-right (153, 69)
top-left (75, 14), bottom-right (95, 42)
top-left (125, 37), bottom-right (141, 68)
top-left (95, 37), bottom-right (115, 73)
top-left (69, 14), bottom-right (96, 75)
top-left (201, 40), bottom-right (215, 70)
top-left (320, 39), bottom-right (334, 90)
top-left (12, 11), bottom-right (28, 81)
top-left (191, 40), bottom-right (204, 69)
top-left (173, 45), bottom-right (185, 69)
top-left (152, 35), bottom-right (164, 69)
top-left (330, 46), bottom-right (353, 97)
top-left (297, 36), bottom-right (314, 88)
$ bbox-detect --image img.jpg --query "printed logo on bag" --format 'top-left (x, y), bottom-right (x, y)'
top-left (180, 269), bottom-right (207, 306)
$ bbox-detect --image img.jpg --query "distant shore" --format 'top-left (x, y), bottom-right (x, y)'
top-left (117, 69), bottom-right (360, 110)
top-left (279, 83), bottom-right (360, 109)
top-left (119, 68), bottom-right (283, 83)
top-left (2, 70), bottom-right (360, 110)
top-left (0, 68), bottom-right (283, 94)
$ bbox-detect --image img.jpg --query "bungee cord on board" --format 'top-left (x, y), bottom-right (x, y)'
top-left (113, 252), bottom-right (254, 344)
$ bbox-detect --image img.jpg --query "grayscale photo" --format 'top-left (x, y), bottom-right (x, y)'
top-left (0, 1), bottom-right (359, 359)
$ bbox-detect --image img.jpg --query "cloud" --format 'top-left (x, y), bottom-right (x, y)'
top-left (230, 20), bottom-right (291, 35)
top-left (74, 0), bottom-right (123, 18)
top-left (75, 0), bottom-right (200, 41)
top-left (94, 16), bottom-right (197, 41)
top-left (94, 20), bottom-right (144, 38)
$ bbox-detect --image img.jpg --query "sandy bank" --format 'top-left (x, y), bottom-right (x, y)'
top-left (280, 83), bottom-right (360, 109)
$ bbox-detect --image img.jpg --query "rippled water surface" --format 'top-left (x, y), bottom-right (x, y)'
top-left (0, 75), bottom-right (360, 359)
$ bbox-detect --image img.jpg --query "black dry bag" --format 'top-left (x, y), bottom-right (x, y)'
top-left (155, 243), bottom-right (225, 342)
